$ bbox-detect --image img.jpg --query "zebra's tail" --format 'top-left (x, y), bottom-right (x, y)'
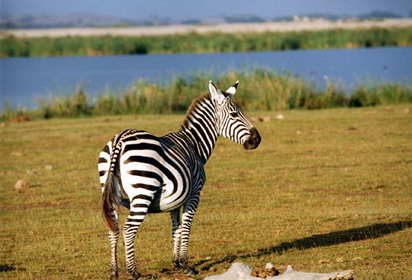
top-left (102, 140), bottom-right (123, 232)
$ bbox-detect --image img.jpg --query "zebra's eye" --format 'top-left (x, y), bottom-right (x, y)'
top-left (230, 112), bottom-right (238, 118)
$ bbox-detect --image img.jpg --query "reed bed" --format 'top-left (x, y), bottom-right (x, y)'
top-left (1, 69), bottom-right (411, 121)
top-left (1, 27), bottom-right (411, 57)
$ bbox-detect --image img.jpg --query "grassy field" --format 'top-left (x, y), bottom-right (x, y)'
top-left (1, 27), bottom-right (411, 57)
top-left (1, 105), bottom-right (411, 279)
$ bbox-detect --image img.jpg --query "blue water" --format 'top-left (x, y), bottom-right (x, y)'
top-left (1, 47), bottom-right (411, 110)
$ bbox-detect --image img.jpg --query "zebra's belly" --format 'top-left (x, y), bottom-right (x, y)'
top-left (121, 169), bottom-right (190, 213)
top-left (120, 183), bottom-right (188, 213)
top-left (148, 182), bottom-right (190, 213)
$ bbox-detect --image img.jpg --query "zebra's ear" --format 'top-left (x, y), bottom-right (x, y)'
top-left (209, 81), bottom-right (225, 102)
top-left (225, 80), bottom-right (239, 97)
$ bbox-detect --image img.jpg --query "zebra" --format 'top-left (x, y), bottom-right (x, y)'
top-left (98, 80), bottom-right (261, 280)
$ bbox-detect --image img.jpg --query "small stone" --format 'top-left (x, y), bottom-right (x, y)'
top-left (276, 114), bottom-right (285, 120)
top-left (15, 179), bottom-right (29, 192)
top-left (44, 165), bottom-right (53, 171)
top-left (319, 259), bottom-right (329, 264)
top-left (253, 116), bottom-right (272, 122)
top-left (26, 169), bottom-right (38, 175)
top-left (10, 152), bottom-right (23, 157)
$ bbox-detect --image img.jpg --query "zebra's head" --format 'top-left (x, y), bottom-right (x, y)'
top-left (209, 80), bottom-right (261, 150)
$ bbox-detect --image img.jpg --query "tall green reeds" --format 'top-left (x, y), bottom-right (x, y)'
top-left (1, 27), bottom-right (411, 57)
top-left (1, 69), bottom-right (411, 120)
top-left (349, 81), bottom-right (412, 107)
top-left (37, 86), bottom-right (92, 118)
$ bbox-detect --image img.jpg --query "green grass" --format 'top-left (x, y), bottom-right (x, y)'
top-left (2, 69), bottom-right (412, 121)
top-left (1, 27), bottom-right (412, 57)
top-left (1, 105), bottom-right (411, 279)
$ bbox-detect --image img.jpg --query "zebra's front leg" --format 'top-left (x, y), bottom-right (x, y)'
top-left (175, 196), bottom-right (200, 276)
top-left (108, 211), bottom-right (119, 280)
top-left (170, 208), bottom-right (182, 268)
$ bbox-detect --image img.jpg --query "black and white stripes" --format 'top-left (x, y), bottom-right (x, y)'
top-left (98, 80), bottom-right (261, 280)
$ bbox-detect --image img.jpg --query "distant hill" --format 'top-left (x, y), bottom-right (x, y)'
top-left (0, 10), bottom-right (409, 29)
top-left (0, 13), bottom-right (137, 29)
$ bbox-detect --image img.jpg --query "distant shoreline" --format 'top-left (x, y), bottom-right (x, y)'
top-left (2, 18), bottom-right (412, 38)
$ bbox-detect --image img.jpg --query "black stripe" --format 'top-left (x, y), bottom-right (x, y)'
top-left (190, 124), bottom-right (212, 159)
top-left (102, 144), bottom-right (110, 154)
top-left (99, 170), bottom-right (107, 177)
top-left (98, 157), bottom-right (108, 163)
top-left (123, 133), bottom-right (158, 143)
top-left (190, 129), bottom-right (202, 148)
top-left (121, 130), bottom-right (147, 142)
top-left (129, 211), bottom-right (148, 216)
top-left (195, 104), bottom-right (215, 128)
top-left (131, 183), bottom-right (159, 191)
top-left (122, 135), bottom-right (139, 142)
top-left (124, 142), bottom-right (189, 188)
top-left (123, 142), bottom-right (160, 154)
top-left (193, 116), bottom-right (215, 146)
top-left (127, 170), bottom-right (163, 184)
top-left (126, 155), bottom-right (177, 193)
top-left (131, 194), bottom-right (153, 202)
top-left (132, 203), bottom-right (149, 208)
top-left (114, 129), bottom-right (134, 145)
top-left (191, 118), bottom-right (209, 143)
top-left (126, 217), bottom-right (145, 223)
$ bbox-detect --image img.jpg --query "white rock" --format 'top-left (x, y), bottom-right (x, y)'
top-left (205, 263), bottom-right (354, 280)
top-left (205, 263), bottom-right (254, 280)
top-left (44, 165), bottom-right (53, 171)
top-left (15, 179), bottom-right (29, 192)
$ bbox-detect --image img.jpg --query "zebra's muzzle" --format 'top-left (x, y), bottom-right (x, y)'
top-left (243, 127), bottom-right (261, 150)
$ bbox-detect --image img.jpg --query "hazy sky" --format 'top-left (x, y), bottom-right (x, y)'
top-left (1, 0), bottom-right (412, 20)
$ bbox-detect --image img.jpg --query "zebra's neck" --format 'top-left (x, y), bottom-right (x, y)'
top-left (179, 94), bottom-right (218, 164)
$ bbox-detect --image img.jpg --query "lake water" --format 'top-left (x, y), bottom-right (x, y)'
top-left (1, 47), bottom-right (411, 110)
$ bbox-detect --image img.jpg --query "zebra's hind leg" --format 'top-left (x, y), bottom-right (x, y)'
top-left (123, 196), bottom-right (156, 280)
top-left (108, 211), bottom-right (119, 280)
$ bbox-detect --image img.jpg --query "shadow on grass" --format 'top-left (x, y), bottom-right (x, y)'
top-left (198, 220), bottom-right (412, 271)
top-left (0, 264), bottom-right (22, 272)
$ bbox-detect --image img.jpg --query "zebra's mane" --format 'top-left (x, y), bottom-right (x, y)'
top-left (180, 92), bottom-right (212, 130)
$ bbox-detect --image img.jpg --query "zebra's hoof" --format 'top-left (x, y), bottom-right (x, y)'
top-left (128, 271), bottom-right (142, 280)
top-left (109, 272), bottom-right (118, 280)
top-left (182, 266), bottom-right (198, 276)
top-left (173, 261), bottom-right (198, 276)
top-left (129, 273), bottom-right (157, 280)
